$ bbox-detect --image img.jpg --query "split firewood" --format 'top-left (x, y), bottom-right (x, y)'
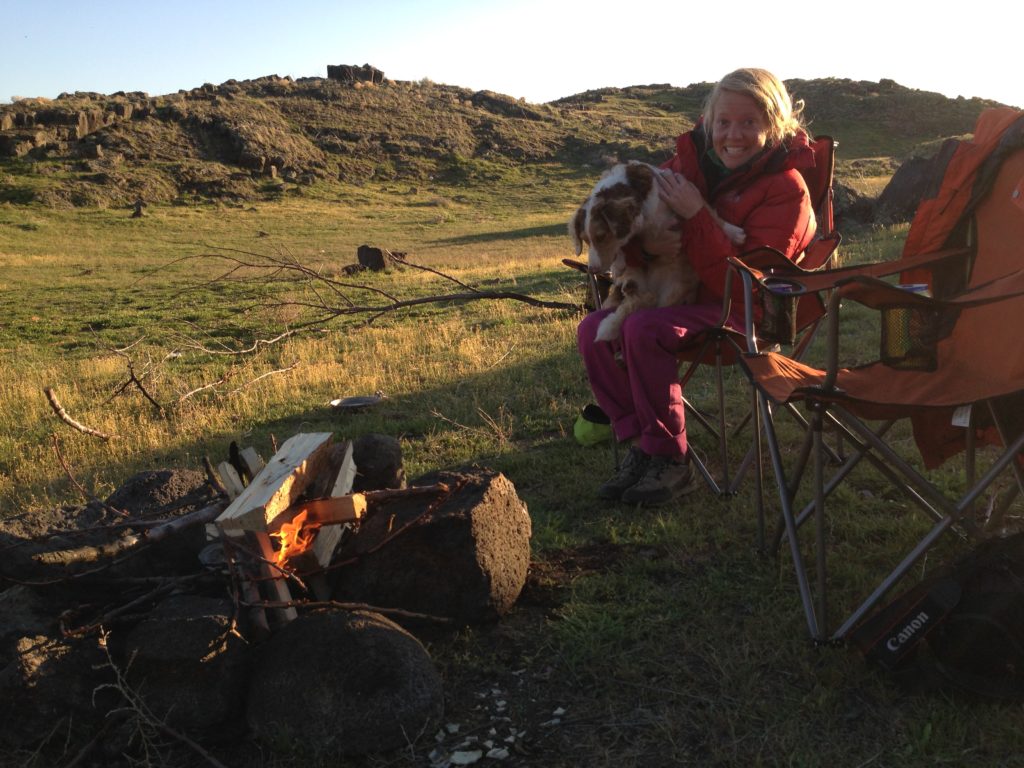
top-left (254, 532), bottom-right (298, 625)
top-left (238, 446), bottom-right (265, 479)
top-left (215, 432), bottom-right (335, 532)
top-left (216, 461), bottom-right (246, 499)
top-left (32, 500), bottom-right (227, 567)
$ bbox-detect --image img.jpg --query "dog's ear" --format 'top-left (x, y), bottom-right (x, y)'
top-left (569, 206), bottom-right (587, 256)
top-left (624, 162), bottom-right (655, 200)
top-left (598, 197), bottom-right (641, 240)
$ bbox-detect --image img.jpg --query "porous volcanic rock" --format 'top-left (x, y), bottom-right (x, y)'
top-left (246, 610), bottom-right (443, 757)
top-left (112, 595), bottom-right (249, 736)
top-left (333, 467), bottom-right (532, 624)
top-left (105, 467), bottom-right (208, 513)
top-left (352, 432), bottom-right (407, 491)
top-left (0, 633), bottom-right (113, 747)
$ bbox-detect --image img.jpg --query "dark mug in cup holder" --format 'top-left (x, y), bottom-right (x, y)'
top-left (759, 278), bottom-right (802, 345)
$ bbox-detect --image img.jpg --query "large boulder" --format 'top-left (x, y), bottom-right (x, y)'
top-left (876, 154), bottom-right (939, 224)
top-left (246, 610), bottom-right (443, 757)
top-left (333, 467), bottom-right (532, 624)
top-left (112, 595), bottom-right (250, 737)
top-left (0, 633), bottom-right (113, 747)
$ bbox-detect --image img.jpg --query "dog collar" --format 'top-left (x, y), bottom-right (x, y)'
top-left (621, 239), bottom-right (652, 268)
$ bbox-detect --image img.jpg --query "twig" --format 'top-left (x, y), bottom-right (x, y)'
top-left (44, 387), bottom-right (116, 440)
top-left (203, 456), bottom-right (229, 497)
top-left (178, 371), bottom-right (232, 403)
top-left (224, 362), bottom-right (298, 396)
top-left (181, 329), bottom-right (304, 356)
top-left (50, 433), bottom-right (98, 504)
top-left (246, 598), bottom-right (453, 624)
top-left (60, 574), bottom-right (204, 637)
top-left (95, 633), bottom-right (231, 768)
top-left (49, 433), bottom-right (131, 518)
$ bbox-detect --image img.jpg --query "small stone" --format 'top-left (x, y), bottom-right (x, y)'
top-left (486, 747), bottom-right (510, 760)
top-left (446, 723), bottom-right (461, 734)
top-left (450, 750), bottom-right (483, 765)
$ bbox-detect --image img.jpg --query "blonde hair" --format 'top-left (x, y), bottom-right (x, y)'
top-left (704, 68), bottom-right (805, 146)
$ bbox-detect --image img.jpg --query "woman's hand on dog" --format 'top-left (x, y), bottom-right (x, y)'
top-left (656, 171), bottom-right (704, 220)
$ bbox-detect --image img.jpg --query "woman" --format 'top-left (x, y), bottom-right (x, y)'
top-left (578, 67), bottom-right (817, 506)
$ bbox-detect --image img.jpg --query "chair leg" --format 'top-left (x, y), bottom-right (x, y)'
top-left (753, 386), bottom-right (766, 552)
top-left (758, 392), bottom-right (822, 640)
top-left (811, 401), bottom-right (828, 634)
top-left (715, 346), bottom-right (730, 491)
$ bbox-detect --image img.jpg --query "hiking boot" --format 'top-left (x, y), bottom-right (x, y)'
top-left (597, 445), bottom-right (649, 500)
top-left (621, 454), bottom-right (696, 506)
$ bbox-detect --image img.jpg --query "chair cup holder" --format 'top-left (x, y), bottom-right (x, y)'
top-left (880, 305), bottom-right (941, 371)
top-left (759, 280), bottom-right (800, 346)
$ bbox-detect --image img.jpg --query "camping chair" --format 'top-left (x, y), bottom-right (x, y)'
top-left (732, 108), bottom-right (1024, 642)
top-left (678, 135), bottom-right (841, 497)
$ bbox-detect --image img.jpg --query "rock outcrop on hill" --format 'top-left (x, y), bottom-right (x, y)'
top-left (0, 69), bottom-right (1006, 215)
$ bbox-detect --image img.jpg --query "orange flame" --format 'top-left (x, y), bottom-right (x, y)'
top-left (271, 509), bottom-right (322, 567)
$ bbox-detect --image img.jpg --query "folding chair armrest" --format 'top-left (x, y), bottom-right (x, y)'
top-left (730, 246), bottom-right (972, 297)
top-left (832, 269), bottom-right (1024, 312)
top-left (818, 269), bottom-right (1024, 391)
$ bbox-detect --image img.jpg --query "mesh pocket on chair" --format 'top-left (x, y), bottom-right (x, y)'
top-left (880, 306), bottom-right (942, 371)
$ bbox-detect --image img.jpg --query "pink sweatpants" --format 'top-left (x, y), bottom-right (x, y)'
top-left (577, 303), bottom-right (735, 457)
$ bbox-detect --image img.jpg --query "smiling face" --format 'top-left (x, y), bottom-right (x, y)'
top-left (709, 90), bottom-right (769, 170)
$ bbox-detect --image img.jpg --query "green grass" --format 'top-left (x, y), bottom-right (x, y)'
top-left (2, 179), bottom-right (1023, 768)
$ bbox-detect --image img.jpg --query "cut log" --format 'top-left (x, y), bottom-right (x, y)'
top-left (215, 433), bottom-right (334, 532)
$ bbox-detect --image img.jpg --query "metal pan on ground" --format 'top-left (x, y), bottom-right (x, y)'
top-left (329, 394), bottom-right (385, 412)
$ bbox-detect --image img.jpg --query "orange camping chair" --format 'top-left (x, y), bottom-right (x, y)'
top-left (678, 135), bottom-right (841, 498)
top-left (732, 108), bottom-right (1024, 641)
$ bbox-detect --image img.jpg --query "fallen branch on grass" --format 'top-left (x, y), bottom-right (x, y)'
top-left (44, 387), bottom-right (117, 440)
top-left (153, 247), bottom-right (580, 347)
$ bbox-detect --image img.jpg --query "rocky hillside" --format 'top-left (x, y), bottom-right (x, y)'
top-left (0, 67), bottom-right (1008, 210)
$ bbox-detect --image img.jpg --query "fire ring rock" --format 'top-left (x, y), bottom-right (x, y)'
top-left (332, 467), bottom-right (532, 624)
top-left (113, 595), bottom-right (250, 737)
top-left (246, 610), bottom-right (443, 757)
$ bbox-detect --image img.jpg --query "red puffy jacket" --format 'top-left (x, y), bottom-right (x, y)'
top-left (662, 122), bottom-right (817, 302)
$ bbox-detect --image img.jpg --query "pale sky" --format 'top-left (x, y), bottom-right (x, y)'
top-left (3, 0), bottom-right (1020, 108)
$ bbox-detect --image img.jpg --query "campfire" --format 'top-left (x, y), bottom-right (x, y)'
top-left (0, 431), bottom-right (533, 763)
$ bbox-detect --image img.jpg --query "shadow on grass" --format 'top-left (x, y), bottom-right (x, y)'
top-left (428, 223), bottom-right (569, 246)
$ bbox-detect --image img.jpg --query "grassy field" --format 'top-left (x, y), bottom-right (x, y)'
top-left (2, 174), bottom-right (1023, 767)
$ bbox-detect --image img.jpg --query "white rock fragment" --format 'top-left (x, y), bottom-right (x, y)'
top-left (446, 723), bottom-right (461, 734)
top-left (486, 747), bottom-right (510, 760)
top-left (552, 706), bottom-right (566, 716)
top-left (450, 750), bottom-right (484, 765)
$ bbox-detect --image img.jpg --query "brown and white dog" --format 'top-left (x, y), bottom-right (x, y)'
top-left (569, 161), bottom-right (746, 342)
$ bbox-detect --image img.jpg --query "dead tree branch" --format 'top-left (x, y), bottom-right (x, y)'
top-left (44, 387), bottom-right (117, 440)
top-left (106, 350), bottom-right (167, 418)
top-left (155, 248), bottom-right (579, 346)
top-left (33, 500), bottom-right (227, 567)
